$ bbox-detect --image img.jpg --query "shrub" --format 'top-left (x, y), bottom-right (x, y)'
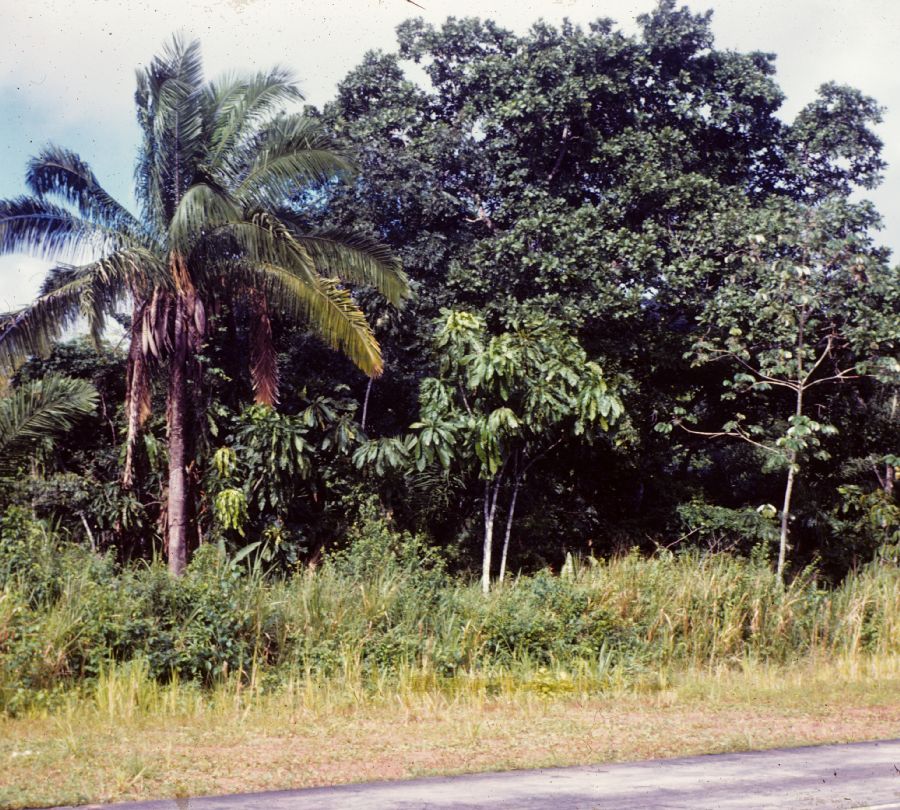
top-left (2, 508), bottom-right (900, 714)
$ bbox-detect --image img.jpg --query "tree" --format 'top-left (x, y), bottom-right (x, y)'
top-left (356, 311), bottom-right (624, 592)
top-left (206, 391), bottom-right (363, 562)
top-left (0, 35), bottom-right (407, 573)
top-left (319, 4), bottom-right (888, 563)
top-left (664, 199), bottom-right (900, 576)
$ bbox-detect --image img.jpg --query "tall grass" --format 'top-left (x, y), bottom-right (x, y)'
top-left (2, 504), bottom-right (899, 716)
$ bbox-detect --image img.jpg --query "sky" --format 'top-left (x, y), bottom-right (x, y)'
top-left (1, 0), bottom-right (899, 311)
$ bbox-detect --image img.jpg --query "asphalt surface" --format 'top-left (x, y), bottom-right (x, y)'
top-left (56, 739), bottom-right (900, 810)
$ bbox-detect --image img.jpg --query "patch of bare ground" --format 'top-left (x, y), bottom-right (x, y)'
top-left (3, 661), bottom-right (900, 809)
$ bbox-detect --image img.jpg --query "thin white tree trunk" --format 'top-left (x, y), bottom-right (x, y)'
top-left (778, 379), bottom-right (805, 580)
top-left (778, 455), bottom-right (796, 579)
top-left (498, 475), bottom-right (521, 584)
top-left (481, 471), bottom-right (506, 594)
top-left (482, 481), bottom-right (494, 594)
top-left (361, 376), bottom-right (374, 431)
top-left (80, 512), bottom-right (96, 552)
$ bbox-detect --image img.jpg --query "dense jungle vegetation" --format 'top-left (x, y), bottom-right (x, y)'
top-left (0, 1), bottom-right (898, 711)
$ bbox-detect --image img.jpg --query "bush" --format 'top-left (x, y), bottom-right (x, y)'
top-left (2, 507), bottom-right (900, 714)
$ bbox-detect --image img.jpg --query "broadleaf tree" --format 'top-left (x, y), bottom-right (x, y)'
top-left (318, 3), bottom-right (891, 567)
top-left (355, 310), bottom-right (624, 592)
top-left (661, 199), bottom-right (900, 576)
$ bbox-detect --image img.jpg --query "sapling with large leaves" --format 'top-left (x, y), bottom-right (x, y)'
top-left (356, 310), bottom-right (624, 592)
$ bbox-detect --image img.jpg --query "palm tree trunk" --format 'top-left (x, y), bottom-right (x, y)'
top-left (122, 317), bottom-right (147, 488)
top-left (250, 294), bottom-right (278, 406)
top-left (166, 296), bottom-right (189, 576)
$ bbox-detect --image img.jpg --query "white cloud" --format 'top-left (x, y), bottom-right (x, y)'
top-left (0, 255), bottom-right (53, 312)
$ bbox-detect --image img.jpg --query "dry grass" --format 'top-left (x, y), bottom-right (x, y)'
top-left (2, 654), bottom-right (900, 809)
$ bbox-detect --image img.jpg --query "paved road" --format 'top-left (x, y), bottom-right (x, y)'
top-left (57, 739), bottom-right (900, 810)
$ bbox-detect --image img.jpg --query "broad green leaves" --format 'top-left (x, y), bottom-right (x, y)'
top-left (356, 310), bottom-right (624, 483)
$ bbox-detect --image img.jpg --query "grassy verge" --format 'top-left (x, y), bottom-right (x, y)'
top-left (3, 654), bottom-right (900, 809)
top-left (4, 508), bottom-right (900, 807)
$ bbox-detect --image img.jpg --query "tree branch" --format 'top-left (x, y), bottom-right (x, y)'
top-left (547, 124), bottom-right (571, 184)
top-left (677, 422), bottom-right (783, 456)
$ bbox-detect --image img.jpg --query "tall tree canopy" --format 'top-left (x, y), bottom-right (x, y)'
top-left (0, 4), bottom-right (895, 581)
top-left (310, 1), bottom-right (896, 571)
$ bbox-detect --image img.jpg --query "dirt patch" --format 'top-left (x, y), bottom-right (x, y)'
top-left (3, 678), bottom-right (900, 809)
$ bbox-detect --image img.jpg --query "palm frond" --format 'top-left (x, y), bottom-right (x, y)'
top-left (135, 34), bottom-right (207, 224)
top-left (169, 182), bottom-right (241, 254)
top-left (249, 263), bottom-right (383, 377)
top-left (232, 115), bottom-right (354, 207)
top-left (139, 286), bottom-right (174, 360)
top-left (135, 72), bottom-right (166, 233)
top-left (26, 145), bottom-right (144, 237)
top-left (0, 196), bottom-right (139, 260)
top-left (193, 213), bottom-right (319, 288)
top-left (286, 228), bottom-right (409, 307)
top-left (205, 69), bottom-right (303, 175)
top-left (0, 249), bottom-right (160, 372)
top-left (0, 374), bottom-right (98, 471)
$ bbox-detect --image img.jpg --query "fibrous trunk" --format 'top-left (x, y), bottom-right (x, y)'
top-left (250, 294), bottom-right (278, 406)
top-left (166, 294), bottom-right (189, 576)
top-left (122, 297), bottom-right (150, 489)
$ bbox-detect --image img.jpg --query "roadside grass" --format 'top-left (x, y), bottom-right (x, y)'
top-left (4, 511), bottom-right (900, 808)
top-left (2, 653), bottom-right (900, 809)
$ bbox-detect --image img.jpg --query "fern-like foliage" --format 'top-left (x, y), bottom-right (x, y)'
top-left (0, 375), bottom-right (98, 473)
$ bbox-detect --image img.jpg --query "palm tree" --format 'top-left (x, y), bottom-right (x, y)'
top-left (0, 36), bottom-right (408, 573)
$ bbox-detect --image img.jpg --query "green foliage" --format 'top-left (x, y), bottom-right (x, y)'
top-left (0, 34), bottom-right (407, 574)
top-left (0, 7), bottom-right (898, 583)
top-left (0, 375), bottom-right (98, 474)
top-left (0, 525), bottom-right (268, 711)
top-left (475, 571), bottom-right (619, 665)
top-left (213, 489), bottom-right (249, 536)
top-left (324, 497), bottom-right (446, 583)
top-left (205, 395), bottom-right (363, 560)
top-left (676, 498), bottom-right (779, 554)
top-left (838, 485), bottom-right (900, 552)
top-left (4, 516), bottom-right (900, 714)
top-left (312, 5), bottom-right (895, 568)
top-left (407, 310), bottom-right (624, 476)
